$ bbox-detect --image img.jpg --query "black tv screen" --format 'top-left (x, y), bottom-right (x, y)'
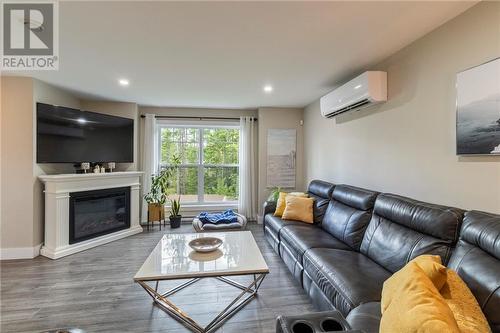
top-left (37, 103), bottom-right (134, 163)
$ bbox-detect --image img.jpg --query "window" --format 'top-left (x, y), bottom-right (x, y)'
top-left (158, 123), bottom-right (239, 204)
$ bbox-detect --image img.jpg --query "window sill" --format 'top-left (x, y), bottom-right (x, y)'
top-left (166, 203), bottom-right (237, 208)
top-left (164, 203), bottom-right (238, 218)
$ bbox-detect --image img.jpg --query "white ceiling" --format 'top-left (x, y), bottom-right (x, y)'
top-left (11, 1), bottom-right (476, 109)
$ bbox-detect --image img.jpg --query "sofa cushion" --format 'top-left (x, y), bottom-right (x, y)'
top-left (321, 185), bottom-right (378, 250)
top-left (360, 193), bottom-right (463, 273)
top-left (448, 210), bottom-right (500, 332)
top-left (280, 225), bottom-right (350, 263)
top-left (307, 180), bottom-right (335, 224)
top-left (346, 302), bottom-right (381, 333)
top-left (264, 214), bottom-right (305, 238)
top-left (303, 248), bottom-right (391, 316)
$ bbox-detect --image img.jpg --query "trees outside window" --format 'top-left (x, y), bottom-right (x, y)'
top-left (159, 125), bottom-right (239, 203)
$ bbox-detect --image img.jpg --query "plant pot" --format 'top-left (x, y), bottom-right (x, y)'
top-left (169, 215), bottom-right (182, 228)
top-left (148, 203), bottom-right (165, 222)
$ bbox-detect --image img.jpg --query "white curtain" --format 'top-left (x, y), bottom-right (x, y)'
top-left (141, 114), bottom-right (158, 223)
top-left (238, 116), bottom-right (258, 221)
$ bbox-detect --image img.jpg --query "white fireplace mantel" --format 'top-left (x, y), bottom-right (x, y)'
top-left (39, 171), bottom-right (144, 259)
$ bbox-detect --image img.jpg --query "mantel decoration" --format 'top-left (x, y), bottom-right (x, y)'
top-left (144, 155), bottom-right (182, 228)
top-left (80, 162), bottom-right (90, 173)
top-left (456, 57), bottom-right (500, 155)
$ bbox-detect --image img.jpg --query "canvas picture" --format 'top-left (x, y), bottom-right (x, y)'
top-left (267, 129), bottom-right (296, 188)
top-left (456, 58), bottom-right (500, 155)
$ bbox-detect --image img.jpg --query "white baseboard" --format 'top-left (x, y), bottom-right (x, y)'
top-left (0, 243), bottom-right (42, 260)
top-left (40, 225), bottom-right (143, 259)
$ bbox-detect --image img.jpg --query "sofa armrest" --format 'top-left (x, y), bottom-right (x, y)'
top-left (263, 201), bottom-right (277, 220)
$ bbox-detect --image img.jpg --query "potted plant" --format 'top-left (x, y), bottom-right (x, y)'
top-left (144, 171), bottom-right (168, 223)
top-left (267, 186), bottom-right (281, 202)
top-left (144, 155), bottom-right (181, 225)
top-left (168, 196), bottom-right (182, 228)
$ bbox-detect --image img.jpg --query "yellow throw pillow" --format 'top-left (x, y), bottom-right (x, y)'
top-left (380, 262), bottom-right (460, 333)
top-left (274, 192), bottom-right (309, 217)
top-left (274, 192), bottom-right (288, 217)
top-left (281, 196), bottom-right (314, 224)
top-left (441, 269), bottom-right (491, 333)
top-left (381, 255), bottom-right (448, 313)
top-left (412, 255), bottom-right (448, 291)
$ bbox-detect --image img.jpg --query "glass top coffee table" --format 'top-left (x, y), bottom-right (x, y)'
top-left (134, 231), bottom-right (269, 333)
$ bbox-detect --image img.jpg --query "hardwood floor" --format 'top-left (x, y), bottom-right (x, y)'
top-left (0, 223), bottom-right (315, 333)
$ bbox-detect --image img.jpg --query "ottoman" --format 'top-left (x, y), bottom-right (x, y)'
top-left (193, 213), bottom-right (247, 232)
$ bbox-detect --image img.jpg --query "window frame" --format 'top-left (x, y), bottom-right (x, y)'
top-left (157, 121), bottom-right (240, 205)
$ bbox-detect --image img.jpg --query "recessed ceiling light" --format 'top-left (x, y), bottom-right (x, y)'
top-left (118, 79), bottom-right (130, 86)
top-left (77, 118), bottom-right (87, 124)
top-left (263, 85), bottom-right (273, 93)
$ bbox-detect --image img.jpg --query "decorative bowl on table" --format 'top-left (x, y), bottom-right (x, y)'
top-left (188, 237), bottom-right (223, 253)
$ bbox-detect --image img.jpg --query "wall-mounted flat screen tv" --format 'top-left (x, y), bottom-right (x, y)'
top-left (37, 103), bottom-right (134, 163)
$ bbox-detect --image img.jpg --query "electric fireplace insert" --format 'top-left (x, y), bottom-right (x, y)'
top-left (69, 187), bottom-right (131, 244)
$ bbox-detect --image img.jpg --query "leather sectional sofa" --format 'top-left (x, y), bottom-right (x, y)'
top-left (263, 180), bottom-right (500, 333)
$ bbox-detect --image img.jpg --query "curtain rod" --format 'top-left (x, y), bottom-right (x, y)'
top-left (140, 115), bottom-right (257, 121)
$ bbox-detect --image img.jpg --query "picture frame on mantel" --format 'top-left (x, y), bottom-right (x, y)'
top-left (456, 57), bottom-right (500, 155)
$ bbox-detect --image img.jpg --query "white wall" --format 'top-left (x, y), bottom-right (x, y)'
top-left (258, 107), bottom-right (304, 216)
top-left (304, 2), bottom-right (500, 213)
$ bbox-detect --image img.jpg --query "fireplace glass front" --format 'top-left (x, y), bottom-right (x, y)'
top-left (69, 187), bottom-right (131, 244)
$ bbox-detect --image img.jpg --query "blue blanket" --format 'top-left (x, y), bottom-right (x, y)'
top-left (198, 210), bottom-right (238, 225)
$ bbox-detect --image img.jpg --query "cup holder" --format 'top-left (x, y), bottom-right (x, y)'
top-left (291, 321), bottom-right (314, 333)
top-left (320, 318), bottom-right (344, 332)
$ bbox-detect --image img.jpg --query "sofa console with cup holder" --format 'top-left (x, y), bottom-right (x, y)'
top-left (276, 310), bottom-right (357, 333)
top-left (264, 180), bottom-right (500, 333)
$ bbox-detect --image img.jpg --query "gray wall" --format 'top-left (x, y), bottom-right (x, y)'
top-left (304, 2), bottom-right (500, 213)
top-left (1, 77), bottom-right (36, 250)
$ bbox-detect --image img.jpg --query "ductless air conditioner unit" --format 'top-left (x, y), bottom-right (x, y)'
top-left (320, 71), bottom-right (387, 118)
